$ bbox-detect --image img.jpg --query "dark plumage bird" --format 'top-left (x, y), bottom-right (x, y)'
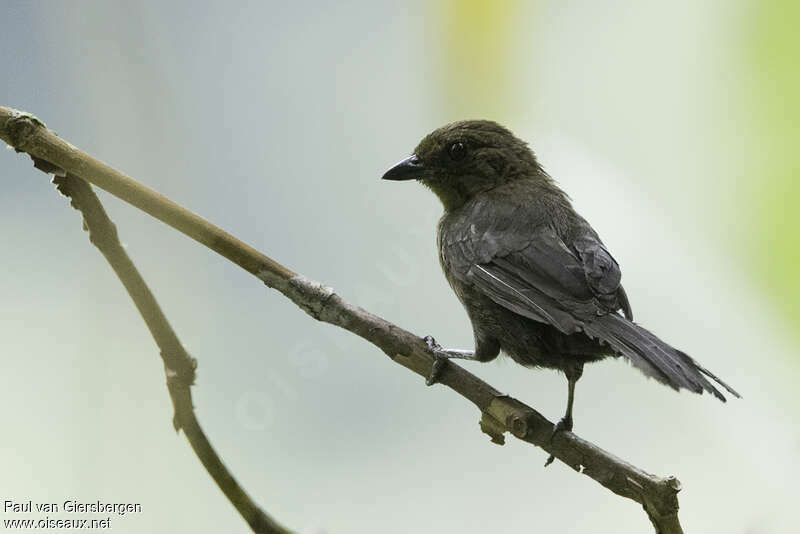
top-left (382, 120), bottom-right (739, 453)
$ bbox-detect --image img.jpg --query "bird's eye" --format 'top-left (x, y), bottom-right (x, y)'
top-left (448, 141), bottom-right (467, 161)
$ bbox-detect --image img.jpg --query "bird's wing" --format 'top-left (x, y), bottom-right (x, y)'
top-left (440, 204), bottom-right (739, 400)
top-left (442, 209), bottom-right (626, 334)
top-left (470, 227), bottom-right (621, 333)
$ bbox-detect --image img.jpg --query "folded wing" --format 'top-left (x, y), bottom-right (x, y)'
top-left (443, 215), bottom-right (739, 400)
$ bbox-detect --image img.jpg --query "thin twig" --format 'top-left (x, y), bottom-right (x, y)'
top-left (0, 106), bottom-right (683, 533)
top-left (49, 171), bottom-right (292, 534)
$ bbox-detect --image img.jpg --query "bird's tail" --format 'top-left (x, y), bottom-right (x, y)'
top-left (583, 313), bottom-right (740, 401)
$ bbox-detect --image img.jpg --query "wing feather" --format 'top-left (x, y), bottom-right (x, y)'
top-left (440, 205), bottom-right (736, 401)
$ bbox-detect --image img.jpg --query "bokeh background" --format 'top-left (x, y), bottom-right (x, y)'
top-left (2, 1), bottom-right (798, 533)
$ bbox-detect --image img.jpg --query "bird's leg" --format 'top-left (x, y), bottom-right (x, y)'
top-left (557, 365), bottom-right (582, 432)
top-left (545, 362), bottom-right (584, 467)
top-left (423, 335), bottom-right (477, 386)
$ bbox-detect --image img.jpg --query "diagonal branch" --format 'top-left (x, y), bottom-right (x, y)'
top-left (0, 106), bottom-right (683, 534)
top-left (46, 170), bottom-right (292, 534)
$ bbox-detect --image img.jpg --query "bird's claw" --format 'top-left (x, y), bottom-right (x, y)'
top-left (424, 335), bottom-right (442, 352)
top-left (544, 416), bottom-right (573, 467)
top-left (426, 356), bottom-right (449, 386)
top-left (423, 335), bottom-right (448, 386)
top-left (551, 415), bottom-right (573, 435)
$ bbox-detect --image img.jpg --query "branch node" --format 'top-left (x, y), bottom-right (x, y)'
top-left (640, 476), bottom-right (682, 533)
top-left (479, 394), bottom-right (534, 445)
top-left (479, 411), bottom-right (506, 445)
top-left (287, 274), bottom-right (337, 321)
top-left (508, 412), bottom-right (529, 439)
top-left (161, 351), bottom-right (198, 387)
top-left (663, 476), bottom-right (682, 492)
top-left (5, 109), bottom-right (45, 151)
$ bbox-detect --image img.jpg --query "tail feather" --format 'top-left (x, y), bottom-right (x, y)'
top-left (583, 313), bottom-right (740, 401)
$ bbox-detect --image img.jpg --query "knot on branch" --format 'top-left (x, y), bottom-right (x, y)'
top-left (5, 110), bottom-right (45, 151)
top-left (287, 274), bottom-right (338, 321)
top-left (164, 367), bottom-right (196, 433)
top-left (162, 350), bottom-right (198, 387)
top-left (641, 476), bottom-right (682, 532)
top-left (479, 395), bottom-right (537, 445)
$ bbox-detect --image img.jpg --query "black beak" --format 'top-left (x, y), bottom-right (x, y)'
top-left (381, 154), bottom-right (425, 181)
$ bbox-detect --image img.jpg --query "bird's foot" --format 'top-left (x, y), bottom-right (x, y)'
top-left (544, 416), bottom-right (573, 467)
top-left (551, 415), bottom-right (574, 435)
top-left (423, 335), bottom-right (449, 386)
top-left (424, 335), bottom-right (442, 352)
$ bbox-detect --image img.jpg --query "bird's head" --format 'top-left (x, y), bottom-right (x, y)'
top-left (382, 120), bottom-right (544, 211)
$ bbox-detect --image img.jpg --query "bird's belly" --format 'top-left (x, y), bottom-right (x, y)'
top-left (460, 288), bottom-right (608, 370)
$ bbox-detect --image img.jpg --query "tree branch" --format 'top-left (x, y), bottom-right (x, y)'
top-left (40, 168), bottom-right (291, 534)
top-left (0, 106), bottom-right (683, 533)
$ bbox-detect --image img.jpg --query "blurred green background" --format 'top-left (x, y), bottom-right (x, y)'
top-left (1, 2), bottom-right (797, 533)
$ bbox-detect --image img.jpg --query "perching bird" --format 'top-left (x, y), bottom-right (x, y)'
top-left (382, 120), bottom-right (739, 459)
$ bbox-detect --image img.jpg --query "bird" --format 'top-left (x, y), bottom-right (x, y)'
top-left (381, 120), bottom-right (739, 461)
